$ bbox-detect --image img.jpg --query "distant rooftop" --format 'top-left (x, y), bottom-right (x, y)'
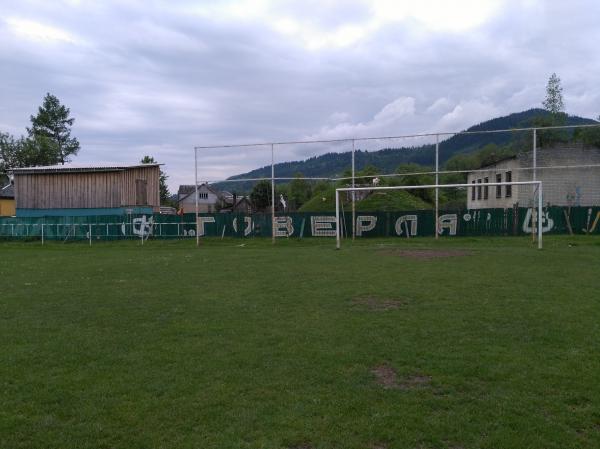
top-left (0, 183), bottom-right (14, 198)
top-left (11, 163), bottom-right (162, 174)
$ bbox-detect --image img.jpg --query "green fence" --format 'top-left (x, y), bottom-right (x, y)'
top-left (0, 207), bottom-right (599, 241)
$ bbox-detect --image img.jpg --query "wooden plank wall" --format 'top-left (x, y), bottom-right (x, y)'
top-left (120, 167), bottom-right (160, 207)
top-left (15, 166), bottom-right (160, 209)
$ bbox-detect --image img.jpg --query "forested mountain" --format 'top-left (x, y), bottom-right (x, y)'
top-left (214, 109), bottom-right (596, 192)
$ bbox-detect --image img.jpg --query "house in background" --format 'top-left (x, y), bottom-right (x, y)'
top-left (0, 182), bottom-right (15, 216)
top-left (467, 144), bottom-right (600, 209)
top-left (177, 183), bottom-right (253, 213)
top-left (11, 164), bottom-right (161, 217)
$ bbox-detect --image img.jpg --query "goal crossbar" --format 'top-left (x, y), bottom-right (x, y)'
top-left (335, 181), bottom-right (543, 250)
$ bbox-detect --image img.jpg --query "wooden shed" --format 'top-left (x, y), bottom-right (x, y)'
top-left (11, 164), bottom-right (161, 217)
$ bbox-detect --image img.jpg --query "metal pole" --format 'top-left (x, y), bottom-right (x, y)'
top-left (435, 134), bottom-right (439, 240)
top-left (352, 139), bottom-right (356, 240)
top-left (532, 128), bottom-right (537, 181)
top-left (195, 147), bottom-right (199, 247)
top-left (538, 182), bottom-right (543, 249)
top-left (335, 189), bottom-right (340, 249)
top-left (271, 143), bottom-right (275, 244)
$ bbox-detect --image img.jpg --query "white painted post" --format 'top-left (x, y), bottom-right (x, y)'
top-left (271, 143), bottom-right (275, 245)
top-left (352, 139), bottom-right (356, 241)
top-left (335, 189), bottom-right (340, 249)
top-left (195, 147), bottom-right (199, 247)
top-left (533, 128), bottom-right (537, 181)
top-left (435, 134), bottom-right (439, 240)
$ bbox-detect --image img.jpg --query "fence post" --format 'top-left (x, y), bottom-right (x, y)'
top-left (435, 134), bottom-right (439, 240)
top-left (271, 143), bottom-right (275, 245)
top-left (89, 223), bottom-right (92, 246)
top-left (352, 139), bottom-right (356, 241)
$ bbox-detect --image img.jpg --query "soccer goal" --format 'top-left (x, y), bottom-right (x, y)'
top-left (335, 180), bottom-right (544, 250)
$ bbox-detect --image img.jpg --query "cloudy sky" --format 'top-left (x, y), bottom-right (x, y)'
top-left (1, 0), bottom-right (599, 189)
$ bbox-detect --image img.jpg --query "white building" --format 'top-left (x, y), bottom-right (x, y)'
top-left (177, 183), bottom-right (225, 213)
top-left (467, 144), bottom-right (600, 209)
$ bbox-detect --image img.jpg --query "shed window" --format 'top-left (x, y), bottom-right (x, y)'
top-left (199, 192), bottom-right (208, 200)
top-left (496, 174), bottom-right (502, 198)
top-left (471, 180), bottom-right (476, 201)
top-left (505, 171), bottom-right (512, 198)
top-left (477, 179), bottom-right (482, 200)
top-left (483, 177), bottom-right (489, 200)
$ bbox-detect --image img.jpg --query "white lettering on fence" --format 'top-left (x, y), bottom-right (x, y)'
top-left (438, 214), bottom-right (457, 236)
top-left (233, 217), bottom-right (253, 236)
top-left (121, 215), bottom-right (154, 237)
top-left (274, 216), bottom-right (294, 237)
top-left (522, 208), bottom-right (554, 233)
top-left (395, 215), bottom-right (418, 236)
top-left (197, 216), bottom-right (216, 236)
top-left (356, 216), bottom-right (377, 236)
top-left (311, 216), bottom-right (336, 237)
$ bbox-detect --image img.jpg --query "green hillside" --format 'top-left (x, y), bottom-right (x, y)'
top-left (299, 186), bottom-right (431, 212)
top-left (214, 109), bottom-right (596, 193)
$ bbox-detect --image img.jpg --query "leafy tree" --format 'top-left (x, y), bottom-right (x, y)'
top-left (250, 180), bottom-right (272, 211)
top-left (532, 73), bottom-right (569, 146)
top-left (288, 173), bottom-right (312, 210)
top-left (0, 132), bottom-right (59, 175)
top-left (28, 93), bottom-right (80, 164)
top-left (394, 163), bottom-right (435, 203)
top-left (574, 115), bottom-right (600, 147)
top-left (140, 156), bottom-right (171, 204)
top-left (543, 73), bottom-right (565, 115)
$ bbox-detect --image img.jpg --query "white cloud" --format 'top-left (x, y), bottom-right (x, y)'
top-left (5, 17), bottom-right (79, 44)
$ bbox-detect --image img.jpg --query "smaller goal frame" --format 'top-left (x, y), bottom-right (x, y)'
top-left (335, 181), bottom-right (543, 249)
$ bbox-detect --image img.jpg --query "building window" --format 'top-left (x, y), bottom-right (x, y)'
top-left (483, 177), bottom-right (489, 200)
top-left (505, 171), bottom-right (512, 198)
top-left (199, 192), bottom-right (208, 200)
top-left (496, 173), bottom-right (502, 198)
top-left (471, 180), bottom-right (476, 201)
top-left (477, 179), bottom-right (482, 200)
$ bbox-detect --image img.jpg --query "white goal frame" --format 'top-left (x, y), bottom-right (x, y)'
top-left (335, 181), bottom-right (543, 250)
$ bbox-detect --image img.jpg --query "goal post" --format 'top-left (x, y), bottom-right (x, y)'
top-left (335, 181), bottom-right (543, 250)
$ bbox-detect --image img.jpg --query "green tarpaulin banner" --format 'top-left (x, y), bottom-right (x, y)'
top-left (1, 207), bottom-right (599, 240)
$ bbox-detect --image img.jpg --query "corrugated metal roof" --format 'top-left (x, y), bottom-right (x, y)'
top-left (11, 163), bottom-right (162, 174)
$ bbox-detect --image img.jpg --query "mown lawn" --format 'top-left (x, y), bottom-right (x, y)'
top-left (1, 236), bottom-right (599, 449)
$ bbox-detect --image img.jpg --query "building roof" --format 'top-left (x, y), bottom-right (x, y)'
top-left (177, 183), bottom-right (223, 202)
top-left (0, 183), bottom-right (14, 199)
top-left (10, 163), bottom-right (161, 175)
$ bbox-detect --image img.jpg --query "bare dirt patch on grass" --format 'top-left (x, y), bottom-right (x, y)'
top-left (378, 249), bottom-right (473, 259)
top-left (352, 296), bottom-right (408, 311)
top-left (371, 364), bottom-right (432, 390)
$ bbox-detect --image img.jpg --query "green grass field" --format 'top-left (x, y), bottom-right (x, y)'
top-left (1, 236), bottom-right (600, 449)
